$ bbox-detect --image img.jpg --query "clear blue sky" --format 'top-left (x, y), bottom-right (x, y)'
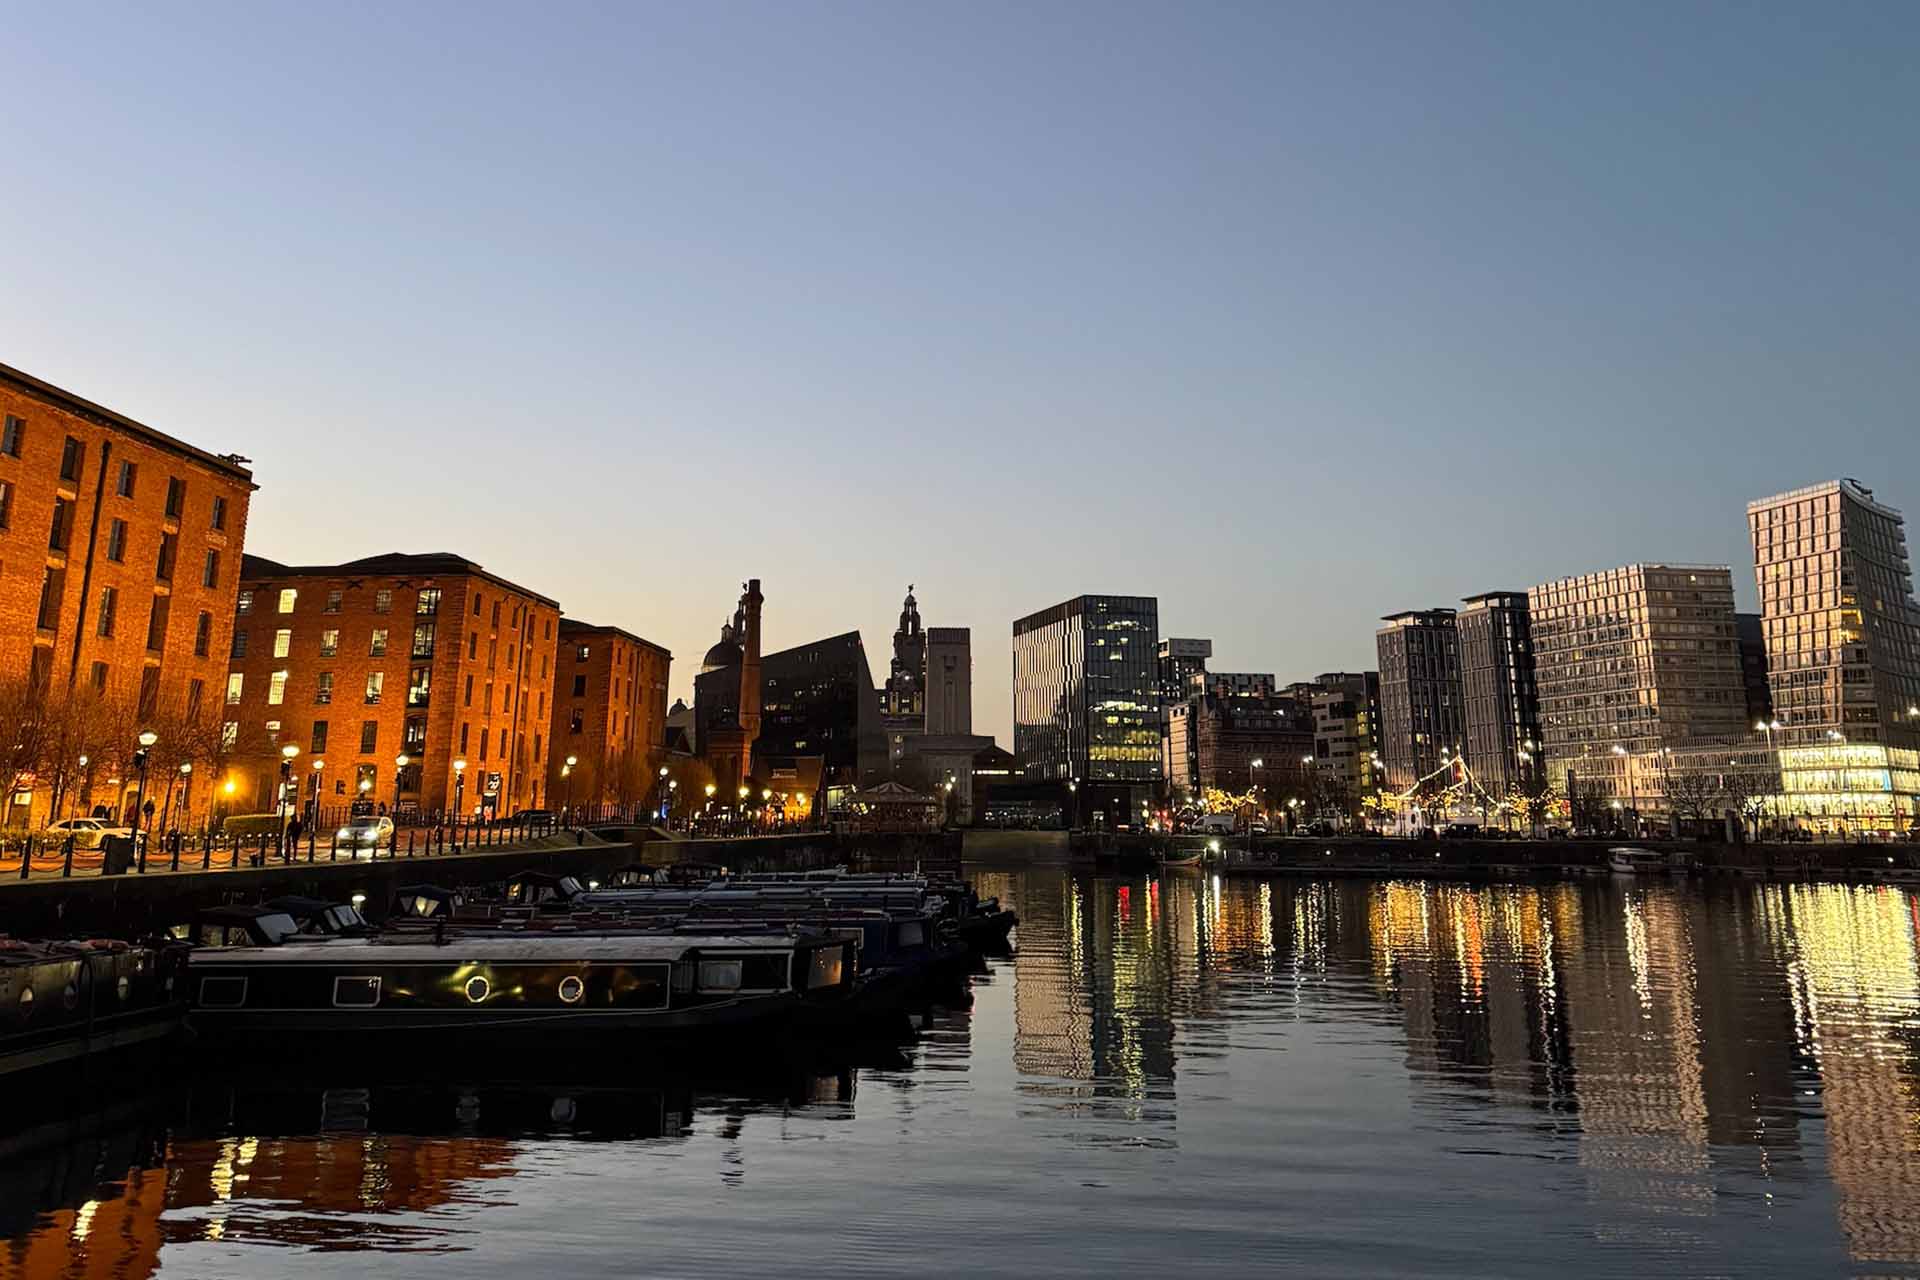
top-left (6, 2), bottom-right (1918, 746)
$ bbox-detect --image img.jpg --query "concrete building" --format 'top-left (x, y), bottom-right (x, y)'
top-left (925, 626), bottom-right (972, 735)
top-left (1311, 671), bottom-right (1383, 801)
top-left (1375, 609), bottom-right (1464, 791)
top-left (228, 552), bottom-right (560, 820)
top-left (548, 619), bottom-right (671, 814)
top-left (0, 362), bottom-right (256, 827)
top-left (1748, 480), bottom-right (1920, 831)
top-left (1457, 591), bottom-right (1542, 796)
top-left (1529, 563), bottom-right (1747, 808)
top-left (1013, 594), bottom-right (1161, 825)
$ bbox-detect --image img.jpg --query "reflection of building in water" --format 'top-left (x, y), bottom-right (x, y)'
top-left (1777, 884), bottom-right (1920, 1266)
top-left (3, 1167), bottom-right (167, 1280)
top-left (1554, 886), bottom-right (1714, 1221)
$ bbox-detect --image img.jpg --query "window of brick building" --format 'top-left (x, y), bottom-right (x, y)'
top-left (569, 708), bottom-right (584, 733)
top-left (491, 600), bottom-right (500, 626)
top-left (0, 478), bottom-right (11, 529)
top-left (96, 586), bottom-right (117, 637)
top-left (365, 672), bottom-right (384, 705)
top-left (464, 674), bottom-right (473, 707)
top-left (268, 671), bottom-right (288, 706)
top-left (533, 733), bottom-right (542, 762)
top-left (360, 720), bottom-right (378, 753)
top-left (91, 662), bottom-right (109, 692)
top-left (479, 727), bottom-right (490, 760)
top-left (572, 675), bottom-right (587, 697)
top-left (194, 611), bottom-right (211, 657)
top-left (202, 550), bottom-right (220, 588)
top-left (156, 532), bottom-right (176, 581)
top-left (356, 763), bottom-right (377, 795)
top-left (186, 678), bottom-right (204, 720)
top-left (404, 717), bottom-right (426, 752)
top-left (320, 628), bottom-right (338, 657)
top-left (165, 477), bottom-right (184, 519)
top-left (539, 654), bottom-right (547, 678)
top-left (315, 672), bottom-right (333, 704)
top-left (374, 589), bottom-right (392, 614)
top-left (370, 628), bottom-right (388, 657)
top-left (146, 597), bottom-right (169, 652)
top-left (273, 628), bottom-right (291, 658)
top-left (412, 621), bottom-right (435, 658)
top-left (220, 721), bottom-right (237, 748)
top-left (311, 721), bottom-right (329, 754)
top-left (36, 567), bottom-right (63, 630)
top-left (231, 631), bottom-right (248, 659)
top-left (237, 589), bottom-right (253, 615)
top-left (417, 587), bottom-right (441, 615)
top-left (138, 668), bottom-right (160, 719)
top-left (60, 436), bottom-right (83, 483)
top-left (324, 589), bottom-right (342, 613)
top-left (1, 415), bottom-right (21, 456)
top-left (576, 644), bottom-right (590, 662)
top-left (459, 722), bottom-right (470, 753)
top-left (116, 460), bottom-right (137, 498)
top-left (277, 588), bottom-right (297, 614)
top-left (408, 666), bottom-right (431, 708)
top-left (225, 673), bottom-right (244, 704)
top-left (106, 519), bottom-right (127, 562)
top-left (49, 498), bottom-right (71, 552)
top-left (211, 495), bottom-right (227, 531)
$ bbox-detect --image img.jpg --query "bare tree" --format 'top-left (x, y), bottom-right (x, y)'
top-left (1664, 770), bottom-right (1723, 829)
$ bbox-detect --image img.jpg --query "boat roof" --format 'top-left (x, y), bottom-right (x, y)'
top-left (189, 931), bottom-right (831, 964)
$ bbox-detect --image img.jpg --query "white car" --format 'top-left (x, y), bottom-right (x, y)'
top-left (42, 817), bottom-right (134, 849)
top-left (335, 815), bottom-right (395, 854)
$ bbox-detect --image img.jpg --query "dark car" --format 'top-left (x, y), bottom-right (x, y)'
top-left (504, 808), bottom-right (555, 826)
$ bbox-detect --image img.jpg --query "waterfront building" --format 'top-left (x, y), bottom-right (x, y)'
top-left (1747, 480), bottom-right (1920, 830)
top-left (1375, 609), bottom-right (1464, 791)
top-left (548, 619), bottom-right (671, 813)
top-left (691, 579), bottom-right (764, 801)
top-left (228, 552), bottom-right (560, 819)
top-left (1529, 563), bottom-right (1747, 810)
top-left (1457, 591), bottom-right (1542, 796)
top-left (1189, 691), bottom-right (1314, 807)
top-left (1158, 638), bottom-right (1211, 706)
top-left (1311, 671), bottom-right (1384, 800)
top-left (0, 362), bottom-right (256, 827)
top-left (925, 627), bottom-right (973, 735)
top-left (1013, 594), bottom-right (1161, 825)
top-left (879, 586), bottom-right (926, 769)
top-left (756, 630), bottom-right (886, 800)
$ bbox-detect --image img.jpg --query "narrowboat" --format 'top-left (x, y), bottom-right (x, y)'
top-left (0, 937), bottom-right (189, 1077)
top-left (185, 926), bottom-right (859, 1043)
top-left (1607, 847), bottom-right (1697, 875)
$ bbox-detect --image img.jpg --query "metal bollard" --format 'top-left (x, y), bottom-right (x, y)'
top-left (63, 837), bottom-right (75, 878)
top-left (170, 835), bottom-right (180, 873)
top-left (17, 836), bottom-right (28, 881)
top-left (406, 829), bottom-right (415, 858)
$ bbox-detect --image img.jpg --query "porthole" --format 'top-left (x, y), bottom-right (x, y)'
top-left (557, 976), bottom-right (584, 1005)
top-left (63, 984), bottom-right (79, 1011)
top-left (19, 988), bottom-right (33, 1012)
top-left (465, 975), bottom-right (490, 1004)
top-left (117, 976), bottom-right (130, 1001)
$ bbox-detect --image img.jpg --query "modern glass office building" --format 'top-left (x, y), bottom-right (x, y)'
top-left (1013, 595), bottom-right (1161, 823)
top-left (1748, 479), bottom-right (1920, 830)
top-left (1375, 609), bottom-right (1464, 791)
top-left (1457, 591), bottom-right (1541, 795)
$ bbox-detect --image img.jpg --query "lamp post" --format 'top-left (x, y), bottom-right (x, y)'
top-left (737, 785), bottom-right (749, 835)
top-left (656, 765), bottom-right (670, 822)
top-left (453, 757), bottom-right (468, 826)
top-left (277, 743), bottom-right (300, 858)
top-left (309, 757), bottom-right (324, 826)
top-left (667, 778), bottom-right (679, 827)
top-left (704, 782), bottom-right (716, 830)
top-left (563, 755), bottom-right (577, 821)
top-left (170, 761), bottom-right (192, 852)
top-left (1067, 778), bottom-right (1078, 831)
top-left (130, 730), bottom-right (158, 870)
top-left (1610, 744), bottom-right (1637, 835)
top-left (70, 754), bottom-right (90, 821)
top-left (393, 753), bottom-right (410, 821)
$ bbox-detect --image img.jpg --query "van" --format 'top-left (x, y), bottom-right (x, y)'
top-left (1196, 813), bottom-right (1237, 835)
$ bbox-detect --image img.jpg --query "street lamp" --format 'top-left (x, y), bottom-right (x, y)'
top-left (277, 743), bottom-right (300, 857)
top-left (563, 754), bottom-right (578, 819)
top-left (394, 753), bottom-right (409, 819)
top-left (128, 730), bottom-right (159, 869)
top-left (453, 757), bottom-right (468, 824)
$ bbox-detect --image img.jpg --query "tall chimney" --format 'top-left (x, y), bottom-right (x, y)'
top-left (739, 578), bottom-right (764, 772)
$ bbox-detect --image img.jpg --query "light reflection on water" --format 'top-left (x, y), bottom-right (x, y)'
top-left (5, 863), bottom-right (1920, 1278)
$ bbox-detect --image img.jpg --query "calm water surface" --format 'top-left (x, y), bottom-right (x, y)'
top-left (7, 858), bottom-right (1920, 1278)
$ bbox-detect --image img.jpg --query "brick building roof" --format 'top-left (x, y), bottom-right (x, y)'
top-left (240, 551), bottom-right (560, 608)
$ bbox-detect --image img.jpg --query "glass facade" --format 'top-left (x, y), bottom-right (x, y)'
top-left (1748, 480), bottom-right (1920, 751)
top-left (1013, 595), bottom-right (1162, 791)
top-left (1457, 592), bottom-right (1541, 794)
top-left (1529, 564), bottom-right (1748, 800)
top-left (756, 631), bottom-right (885, 785)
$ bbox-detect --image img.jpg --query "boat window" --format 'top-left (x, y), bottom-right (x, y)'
top-left (198, 976), bottom-right (248, 1008)
top-left (557, 877), bottom-right (584, 896)
top-left (806, 946), bottom-right (846, 990)
top-left (254, 913), bottom-right (300, 944)
top-left (405, 895), bottom-right (441, 918)
top-left (333, 976), bottom-right (381, 1007)
top-left (697, 959), bottom-right (742, 992)
top-left (896, 921), bottom-right (925, 948)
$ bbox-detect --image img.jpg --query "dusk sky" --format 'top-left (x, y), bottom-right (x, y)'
top-left (7, 2), bottom-right (1918, 745)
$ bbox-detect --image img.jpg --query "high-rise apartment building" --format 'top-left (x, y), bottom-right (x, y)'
top-left (1748, 480), bottom-right (1920, 831)
top-left (1457, 591), bottom-right (1542, 795)
top-left (1529, 563), bottom-right (1747, 804)
top-left (1375, 610), bottom-right (1463, 790)
top-left (548, 619), bottom-right (671, 812)
top-left (0, 362), bottom-right (256, 827)
top-left (1013, 595), bottom-right (1161, 822)
top-left (229, 553), bottom-right (560, 820)
top-left (1311, 671), bottom-right (1383, 798)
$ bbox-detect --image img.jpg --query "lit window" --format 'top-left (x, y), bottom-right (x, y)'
top-left (277, 588), bottom-right (297, 614)
top-left (268, 671), bottom-right (288, 705)
top-left (226, 673), bottom-right (244, 705)
top-left (273, 628), bottom-right (291, 658)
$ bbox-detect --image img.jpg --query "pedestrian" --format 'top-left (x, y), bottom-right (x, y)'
top-left (286, 814), bottom-right (303, 850)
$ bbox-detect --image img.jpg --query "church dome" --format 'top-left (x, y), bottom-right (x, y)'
top-left (702, 622), bottom-right (742, 674)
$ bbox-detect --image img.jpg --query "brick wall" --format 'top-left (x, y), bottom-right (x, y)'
top-left (548, 622), bottom-right (671, 809)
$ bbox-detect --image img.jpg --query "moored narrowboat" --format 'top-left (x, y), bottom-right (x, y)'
top-left (0, 937), bottom-right (189, 1077)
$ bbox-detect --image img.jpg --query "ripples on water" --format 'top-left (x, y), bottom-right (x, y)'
top-left (5, 863), bottom-right (1920, 1279)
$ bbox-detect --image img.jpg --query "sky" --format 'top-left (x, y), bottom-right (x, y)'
top-left (6, 2), bottom-right (1919, 746)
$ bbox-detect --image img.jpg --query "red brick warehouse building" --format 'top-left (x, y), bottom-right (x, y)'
top-left (548, 618), bottom-right (672, 815)
top-left (225, 553), bottom-right (560, 821)
top-left (0, 362), bottom-right (254, 827)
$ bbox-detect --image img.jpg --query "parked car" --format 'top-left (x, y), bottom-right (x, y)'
top-left (334, 815), bottom-right (395, 853)
top-left (507, 808), bottom-right (555, 825)
top-left (1195, 813), bottom-right (1238, 835)
top-left (1303, 819), bottom-right (1339, 837)
top-left (41, 817), bottom-right (132, 849)
top-left (1439, 824), bottom-right (1482, 839)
